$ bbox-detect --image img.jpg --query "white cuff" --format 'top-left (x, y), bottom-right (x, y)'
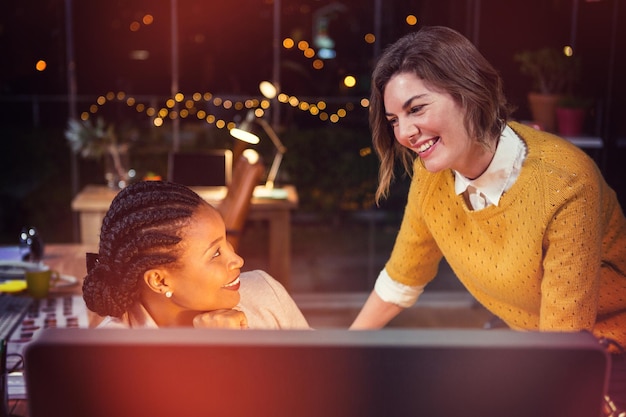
top-left (374, 268), bottom-right (424, 308)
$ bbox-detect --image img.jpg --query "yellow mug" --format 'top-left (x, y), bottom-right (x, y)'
top-left (25, 265), bottom-right (60, 299)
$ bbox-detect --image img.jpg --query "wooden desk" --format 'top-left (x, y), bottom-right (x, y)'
top-left (71, 185), bottom-right (298, 290)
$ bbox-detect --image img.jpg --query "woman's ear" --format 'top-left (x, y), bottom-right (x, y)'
top-left (143, 269), bottom-right (170, 295)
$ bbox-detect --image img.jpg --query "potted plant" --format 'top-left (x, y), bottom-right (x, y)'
top-left (514, 47), bottom-right (581, 132)
top-left (65, 117), bottom-right (134, 189)
top-left (555, 95), bottom-right (593, 137)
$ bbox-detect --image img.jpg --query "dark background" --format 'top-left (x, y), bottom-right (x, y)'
top-left (0, 0), bottom-right (624, 246)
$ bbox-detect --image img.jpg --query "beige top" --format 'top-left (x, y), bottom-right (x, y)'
top-left (98, 269), bottom-right (311, 330)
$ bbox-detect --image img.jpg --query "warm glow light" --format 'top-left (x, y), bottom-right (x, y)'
top-left (563, 45), bottom-right (574, 57)
top-left (343, 75), bottom-right (356, 88)
top-left (230, 128), bottom-right (260, 144)
top-left (153, 117), bottom-right (163, 126)
top-left (35, 60), bottom-right (46, 71)
top-left (297, 40), bottom-right (309, 51)
top-left (360, 98), bottom-right (370, 107)
top-left (313, 59), bottom-right (324, 69)
top-left (175, 93), bottom-right (184, 102)
top-left (130, 50), bottom-right (149, 60)
top-left (364, 33), bottom-right (376, 44)
top-left (304, 48), bottom-right (315, 58)
top-left (406, 15), bottom-right (418, 25)
top-left (143, 14), bottom-right (153, 25)
top-left (282, 38), bottom-right (295, 49)
top-left (242, 149), bottom-right (260, 164)
top-left (359, 147), bottom-right (372, 157)
top-left (166, 99), bottom-right (175, 108)
top-left (129, 21), bottom-right (141, 32)
top-left (259, 81), bottom-right (278, 99)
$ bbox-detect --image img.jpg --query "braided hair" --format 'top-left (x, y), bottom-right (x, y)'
top-left (82, 181), bottom-right (203, 317)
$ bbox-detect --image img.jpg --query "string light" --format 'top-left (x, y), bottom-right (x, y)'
top-left (79, 89), bottom-right (370, 127)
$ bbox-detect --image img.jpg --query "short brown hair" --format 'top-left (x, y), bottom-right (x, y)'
top-left (370, 26), bottom-right (511, 202)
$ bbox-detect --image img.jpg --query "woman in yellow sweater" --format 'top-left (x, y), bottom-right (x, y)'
top-left (350, 26), bottom-right (626, 410)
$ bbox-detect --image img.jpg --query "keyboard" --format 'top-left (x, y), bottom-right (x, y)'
top-left (5, 295), bottom-right (90, 400)
top-left (0, 294), bottom-right (32, 343)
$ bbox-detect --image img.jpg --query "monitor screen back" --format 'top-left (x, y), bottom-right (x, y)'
top-left (24, 328), bottom-right (609, 417)
top-left (167, 150), bottom-right (232, 186)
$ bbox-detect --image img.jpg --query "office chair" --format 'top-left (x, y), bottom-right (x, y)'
top-left (218, 152), bottom-right (265, 251)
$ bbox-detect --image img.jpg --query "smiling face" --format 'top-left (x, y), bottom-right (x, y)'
top-left (161, 203), bottom-right (244, 313)
top-left (383, 72), bottom-right (495, 179)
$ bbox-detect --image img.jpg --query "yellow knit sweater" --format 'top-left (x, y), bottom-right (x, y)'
top-left (386, 122), bottom-right (626, 349)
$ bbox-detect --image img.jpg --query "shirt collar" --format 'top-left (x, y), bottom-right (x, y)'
top-left (454, 125), bottom-right (523, 206)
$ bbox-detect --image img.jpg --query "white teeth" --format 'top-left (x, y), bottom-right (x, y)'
top-left (416, 138), bottom-right (437, 153)
top-left (223, 276), bottom-right (240, 288)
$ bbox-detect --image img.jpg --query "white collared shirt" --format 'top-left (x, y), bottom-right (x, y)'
top-left (454, 125), bottom-right (527, 210)
top-left (375, 125), bottom-right (528, 307)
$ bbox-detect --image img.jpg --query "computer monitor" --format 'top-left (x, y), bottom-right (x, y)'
top-left (167, 150), bottom-right (233, 186)
top-left (24, 328), bottom-right (609, 417)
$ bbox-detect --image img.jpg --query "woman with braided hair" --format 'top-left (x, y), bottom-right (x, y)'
top-left (82, 180), bottom-right (309, 329)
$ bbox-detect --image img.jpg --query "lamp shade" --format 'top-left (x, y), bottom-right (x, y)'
top-left (229, 110), bottom-right (287, 192)
top-left (230, 127), bottom-right (260, 144)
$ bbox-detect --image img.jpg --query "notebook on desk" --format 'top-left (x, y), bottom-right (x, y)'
top-left (24, 328), bottom-right (608, 417)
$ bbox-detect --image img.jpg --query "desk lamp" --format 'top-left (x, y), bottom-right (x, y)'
top-left (230, 110), bottom-right (288, 199)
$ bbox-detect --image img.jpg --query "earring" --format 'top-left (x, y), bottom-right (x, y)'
top-left (165, 291), bottom-right (172, 298)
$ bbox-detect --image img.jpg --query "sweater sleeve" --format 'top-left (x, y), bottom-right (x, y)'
top-left (537, 143), bottom-right (604, 331)
top-left (385, 161), bottom-right (445, 287)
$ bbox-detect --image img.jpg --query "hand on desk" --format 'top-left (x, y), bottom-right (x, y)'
top-left (193, 308), bottom-right (249, 329)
